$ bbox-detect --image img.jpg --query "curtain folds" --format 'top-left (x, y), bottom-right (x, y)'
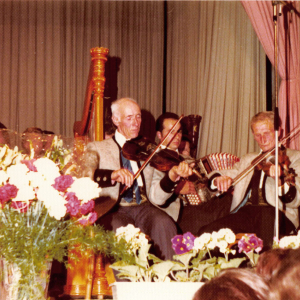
top-left (165, 1), bottom-right (266, 156)
top-left (242, 1), bottom-right (300, 150)
top-left (0, 1), bottom-right (266, 157)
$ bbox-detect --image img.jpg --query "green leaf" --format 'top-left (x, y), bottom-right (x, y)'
top-left (173, 250), bottom-right (196, 267)
top-left (150, 261), bottom-right (176, 281)
top-left (219, 257), bottom-right (246, 269)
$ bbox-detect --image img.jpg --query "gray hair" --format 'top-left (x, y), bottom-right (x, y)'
top-left (111, 98), bottom-right (138, 117)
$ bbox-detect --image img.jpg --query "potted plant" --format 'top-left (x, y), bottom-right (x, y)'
top-left (110, 225), bottom-right (264, 300)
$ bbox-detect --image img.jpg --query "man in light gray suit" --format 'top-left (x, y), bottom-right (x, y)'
top-left (86, 98), bottom-right (193, 260)
top-left (198, 111), bottom-right (300, 250)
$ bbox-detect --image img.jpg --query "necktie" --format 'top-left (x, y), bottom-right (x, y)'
top-left (120, 151), bottom-right (142, 204)
top-left (248, 169), bottom-right (267, 206)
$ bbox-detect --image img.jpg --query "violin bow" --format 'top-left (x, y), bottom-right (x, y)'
top-left (120, 115), bottom-right (184, 195)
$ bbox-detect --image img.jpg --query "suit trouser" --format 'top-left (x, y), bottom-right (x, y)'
top-left (197, 205), bottom-right (295, 250)
top-left (178, 193), bottom-right (233, 236)
top-left (97, 201), bottom-right (178, 260)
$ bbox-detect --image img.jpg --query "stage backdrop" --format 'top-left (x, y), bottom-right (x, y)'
top-left (0, 1), bottom-right (266, 158)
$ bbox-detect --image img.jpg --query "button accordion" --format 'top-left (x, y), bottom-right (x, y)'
top-left (183, 152), bottom-right (240, 205)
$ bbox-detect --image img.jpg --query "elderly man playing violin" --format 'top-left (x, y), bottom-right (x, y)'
top-left (151, 112), bottom-right (232, 235)
top-left (85, 98), bottom-right (193, 260)
top-left (198, 111), bottom-right (300, 250)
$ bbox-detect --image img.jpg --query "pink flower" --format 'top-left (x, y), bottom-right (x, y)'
top-left (53, 175), bottom-right (74, 192)
top-left (78, 212), bottom-right (98, 226)
top-left (88, 212), bottom-right (97, 224)
top-left (21, 159), bottom-right (37, 172)
top-left (238, 234), bottom-right (263, 253)
top-left (0, 184), bottom-right (18, 206)
top-left (80, 200), bottom-right (95, 215)
top-left (183, 232), bottom-right (196, 251)
top-left (65, 192), bottom-right (80, 216)
top-left (174, 242), bottom-right (189, 254)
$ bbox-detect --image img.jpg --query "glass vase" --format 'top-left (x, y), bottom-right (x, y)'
top-left (0, 258), bottom-right (52, 300)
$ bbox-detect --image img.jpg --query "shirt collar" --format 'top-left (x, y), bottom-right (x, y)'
top-left (160, 144), bottom-right (179, 153)
top-left (115, 130), bottom-right (127, 147)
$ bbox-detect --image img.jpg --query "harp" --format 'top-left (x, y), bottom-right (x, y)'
top-left (73, 47), bottom-right (109, 141)
top-left (66, 47), bottom-right (112, 300)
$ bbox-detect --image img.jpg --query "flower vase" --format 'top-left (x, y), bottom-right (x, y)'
top-left (111, 282), bottom-right (204, 300)
top-left (64, 247), bottom-right (112, 298)
top-left (0, 258), bottom-right (52, 300)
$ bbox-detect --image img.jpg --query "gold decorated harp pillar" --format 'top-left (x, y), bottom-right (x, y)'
top-left (73, 47), bottom-right (109, 141)
top-left (66, 47), bottom-right (112, 300)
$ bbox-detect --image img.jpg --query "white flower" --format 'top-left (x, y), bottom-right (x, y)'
top-left (33, 158), bottom-right (60, 184)
top-left (115, 224), bottom-right (147, 251)
top-left (216, 240), bottom-right (228, 253)
top-left (116, 224), bottom-right (140, 239)
top-left (13, 185), bottom-right (35, 202)
top-left (6, 164), bottom-right (29, 187)
top-left (217, 228), bottom-right (236, 244)
top-left (36, 185), bottom-right (67, 220)
top-left (68, 177), bottom-right (101, 203)
top-left (207, 239), bottom-right (217, 250)
top-left (27, 171), bottom-right (48, 188)
top-left (279, 235), bottom-right (300, 249)
top-left (0, 170), bottom-right (8, 185)
top-left (193, 233), bottom-right (212, 251)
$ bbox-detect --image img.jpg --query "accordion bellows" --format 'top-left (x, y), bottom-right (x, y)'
top-left (199, 152), bottom-right (240, 175)
top-left (183, 152), bottom-right (240, 205)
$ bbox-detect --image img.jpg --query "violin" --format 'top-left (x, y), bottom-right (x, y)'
top-left (119, 116), bottom-right (185, 195)
top-left (122, 136), bottom-right (185, 172)
top-left (253, 146), bottom-right (296, 186)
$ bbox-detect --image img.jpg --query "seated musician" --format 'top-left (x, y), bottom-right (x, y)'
top-left (198, 111), bottom-right (300, 250)
top-left (151, 112), bottom-right (232, 235)
top-left (85, 98), bottom-right (193, 260)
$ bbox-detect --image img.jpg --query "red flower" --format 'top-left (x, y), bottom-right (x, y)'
top-left (0, 184), bottom-right (18, 206)
top-left (53, 175), bottom-right (74, 192)
top-left (65, 192), bottom-right (80, 216)
top-left (79, 200), bottom-right (95, 215)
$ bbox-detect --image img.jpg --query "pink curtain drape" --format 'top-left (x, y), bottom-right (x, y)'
top-left (242, 1), bottom-right (300, 149)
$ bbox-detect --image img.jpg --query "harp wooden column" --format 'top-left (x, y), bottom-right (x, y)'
top-left (73, 47), bottom-right (109, 140)
top-left (91, 47), bottom-right (109, 141)
top-left (67, 47), bottom-right (112, 299)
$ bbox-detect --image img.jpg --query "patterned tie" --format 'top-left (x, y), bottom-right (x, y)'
top-left (120, 151), bottom-right (142, 204)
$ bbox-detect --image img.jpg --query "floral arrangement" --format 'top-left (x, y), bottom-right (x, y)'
top-left (110, 225), bottom-right (264, 282)
top-left (0, 141), bottom-right (104, 300)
